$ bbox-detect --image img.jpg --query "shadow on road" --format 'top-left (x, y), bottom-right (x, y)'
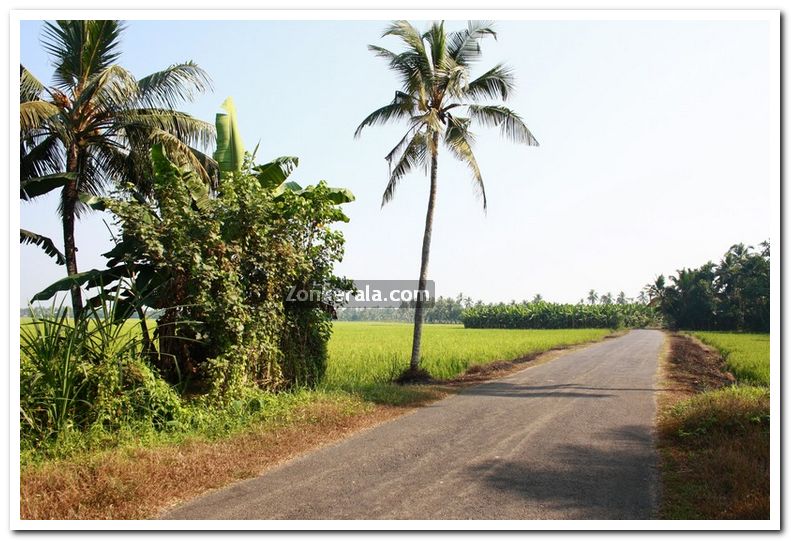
top-left (460, 381), bottom-right (659, 399)
top-left (464, 424), bottom-right (657, 519)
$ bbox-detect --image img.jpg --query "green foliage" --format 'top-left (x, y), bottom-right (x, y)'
top-left (20, 229), bottom-right (65, 265)
top-left (29, 142), bottom-right (354, 398)
top-left (20, 302), bottom-right (184, 452)
top-left (692, 332), bottom-right (770, 386)
top-left (647, 242), bottom-right (770, 331)
top-left (213, 97), bottom-right (244, 174)
top-left (104, 146), bottom-right (352, 395)
top-left (460, 301), bottom-right (659, 329)
top-left (666, 385), bottom-right (769, 440)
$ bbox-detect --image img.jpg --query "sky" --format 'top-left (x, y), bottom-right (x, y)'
top-left (18, 18), bottom-right (773, 305)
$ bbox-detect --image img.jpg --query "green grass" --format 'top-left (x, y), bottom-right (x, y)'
top-left (690, 332), bottom-right (769, 386)
top-left (659, 384), bottom-right (769, 519)
top-left (324, 323), bottom-right (610, 388)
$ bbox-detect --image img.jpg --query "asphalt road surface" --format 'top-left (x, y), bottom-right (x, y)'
top-left (163, 329), bottom-right (664, 520)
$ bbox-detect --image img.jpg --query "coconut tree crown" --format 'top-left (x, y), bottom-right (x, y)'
top-left (355, 20), bottom-right (539, 210)
top-left (20, 20), bottom-right (215, 314)
top-left (21, 20), bottom-right (216, 213)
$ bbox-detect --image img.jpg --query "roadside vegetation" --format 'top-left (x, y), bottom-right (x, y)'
top-left (20, 320), bottom-right (611, 519)
top-left (658, 332), bottom-right (769, 519)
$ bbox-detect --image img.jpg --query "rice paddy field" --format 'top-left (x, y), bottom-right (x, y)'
top-left (690, 332), bottom-right (770, 386)
top-left (324, 322), bottom-right (610, 388)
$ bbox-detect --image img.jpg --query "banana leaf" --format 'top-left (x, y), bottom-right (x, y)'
top-left (254, 156), bottom-right (299, 189)
top-left (213, 97), bottom-right (244, 174)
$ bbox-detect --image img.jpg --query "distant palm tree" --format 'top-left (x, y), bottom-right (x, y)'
top-left (644, 275), bottom-right (667, 307)
top-left (600, 292), bottom-right (613, 305)
top-left (356, 20), bottom-right (539, 374)
top-left (587, 289), bottom-right (598, 305)
top-left (21, 20), bottom-right (214, 315)
top-left (616, 291), bottom-right (627, 305)
top-left (532, 294), bottom-right (543, 303)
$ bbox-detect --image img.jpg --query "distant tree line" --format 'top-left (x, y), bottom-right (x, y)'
top-left (460, 302), bottom-right (659, 329)
top-left (338, 294), bottom-right (474, 323)
top-left (645, 242), bottom-right (769, 331)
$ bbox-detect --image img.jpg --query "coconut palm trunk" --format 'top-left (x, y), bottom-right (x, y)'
top-left (409, 131), bottom-right (439, 370)
top-left (63, 144), bottom-right (83, 315)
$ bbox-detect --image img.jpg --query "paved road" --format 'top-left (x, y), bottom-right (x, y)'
top-left (163, 329), bottom-right (664, 520)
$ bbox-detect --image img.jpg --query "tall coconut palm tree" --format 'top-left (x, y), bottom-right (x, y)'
top-left (355, 20), bottom-right (539, 375)
top-left (20, 20), bottom-right (215, 315)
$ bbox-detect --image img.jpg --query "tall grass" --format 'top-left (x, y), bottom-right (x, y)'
top-left (20, 302), bottom-right (183, 457)
top-left (691, 332), bottom-right (769, 386)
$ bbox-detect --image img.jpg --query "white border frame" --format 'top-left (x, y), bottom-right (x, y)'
top-left (9, 8), bottom-right (781, 531)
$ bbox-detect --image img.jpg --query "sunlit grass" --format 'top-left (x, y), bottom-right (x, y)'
top-left (324, 322), bottom-right (610, 388)
top-left (691, 332), bottom-right (769, 386)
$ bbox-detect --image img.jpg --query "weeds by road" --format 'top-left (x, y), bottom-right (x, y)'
top-left (657, 333), bottom-right (769, 519)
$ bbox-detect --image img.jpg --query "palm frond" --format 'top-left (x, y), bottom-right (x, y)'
top-left (147, 128), bottom-right (213, 184)
top-left (447, 21), bottom-right (497, 66)
top-left (20, 229), bottom-right (66, 265)
top-left (382, 130), bottom-right (428, 206)
top-left (42, 20), bottom-right (124, 89)
top-left (20, 101), bottom-right (59, 134)
top-left (21, 172), bottom-right (76, 201)
top-left (468, 105), bottom-right (539, 146)
top-left (355, 91), bottom-right (416, 137)
top-left (384, 122), bottom-right (421, 164)
top-left (20, 65), bottom-right (46, 102)
top-left (121, 109), bottom-right (215, 150)
top-left (137, 62), bottom-right (213, 110)
top-left (424, 21), bottom-right (448, 71)
top-left (77, 65), bottom-right (139, 116)
top-left (444, 116), bottom-right (486, 209)
top-left (464, 64), bottom-right (515, 101)
top-left (21, 135), bottom-right (63, 180)
top-left (382, 21), bottom-right (434, 90)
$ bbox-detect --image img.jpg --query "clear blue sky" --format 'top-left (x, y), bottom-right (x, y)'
top-left (19, 18), bottom-right (772, 305)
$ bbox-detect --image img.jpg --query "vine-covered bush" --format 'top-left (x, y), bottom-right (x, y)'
top-left (102, 146), bottom-right (353, 396)
top-left (460, 302), bottom-right (660, 329)
top-left (34, 145), bottom-right (354, 401)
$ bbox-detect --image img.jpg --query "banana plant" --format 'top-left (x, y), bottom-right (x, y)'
top-left (214, 96), bottom-right (354, 204)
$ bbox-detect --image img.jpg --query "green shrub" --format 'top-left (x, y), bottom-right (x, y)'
top-left (20, 303), bottom-right (183, 451)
